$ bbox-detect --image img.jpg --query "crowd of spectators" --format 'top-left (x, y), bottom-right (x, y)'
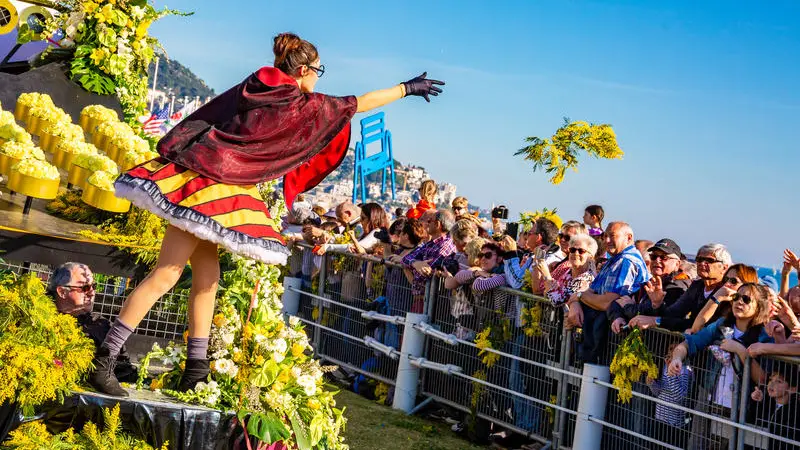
top-left (282, 180), bottom-right (800, 449)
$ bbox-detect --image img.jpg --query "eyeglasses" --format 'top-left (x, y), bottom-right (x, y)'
top-left (651, 254), bottom-right (679, 262)
top-left (559, 233), bottom-right (571, 241)
top-left (62, 282), bottom-right (97, 293)
top-left (307, 64), bottom-right (325, 77)
top-left (732, 293), bottom-right (753, 305)
top-left (479, 252), bottom-right (495, 260)
top-left (569, 247), bottom-right (589, 255)
top-left (695, 256), bottom-right (721, 265)
top-left (724, 276), bottom-right (741, 285)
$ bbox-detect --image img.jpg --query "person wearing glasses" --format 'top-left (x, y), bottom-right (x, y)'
top-left (608, 239), bottom-right (692, 334)
top-left (539, 234), bottom-right (598, 308)
top-left (529, 221), bottom-right (588, 295)
top-left (629, 243), bottom-right (736, 333)
top-left (668, 283), bottom-right (774, 447)
top-left (94, 32), bottom-right (445, 397)
top-left (46, 263), bottom-right (138, 383)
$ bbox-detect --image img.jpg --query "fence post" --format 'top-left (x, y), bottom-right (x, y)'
top-left (392, 312), bottom-right (427, 413)
top-left (281, 277), bottom-right (302, 316)
top-left (552, 327), bottom-right (573, 450)
top-left (735, 356), bottom-right (751, 450)
top-left (312, 254), bottom-right (328, 349)
top-left (572, 363), bottom-right (610, 450)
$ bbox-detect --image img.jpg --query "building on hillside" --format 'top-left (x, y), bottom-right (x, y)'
top-left (437, 183), bottom-right (457, 206)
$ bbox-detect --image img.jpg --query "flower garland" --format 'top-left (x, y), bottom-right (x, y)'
top-left (41, 0), bottom-right (191, 126)
top-left (519, 301), bottom-right (543, 338)
top-left (474, 316), bottom-right (512, 368)
top-left (4, 404), bottom-right (169, 449)
top-left (515, 119), bottom-right (623, 185)
top-left (609, 327), bottom-right (658, 403)
top-left (0, 272), bottom-right (95, 415)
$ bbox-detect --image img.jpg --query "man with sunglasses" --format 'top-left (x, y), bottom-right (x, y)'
top-left (629, 243), bottom-right (735, 333)
top-left (46, 262), bottom-right (138, 383)
top-left (609, 239), bottom-right (692, 333)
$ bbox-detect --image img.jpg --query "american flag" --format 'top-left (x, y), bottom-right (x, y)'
top-left (142, 106), bottom-right (169, 136)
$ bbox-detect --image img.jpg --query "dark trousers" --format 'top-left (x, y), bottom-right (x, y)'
top-left (579, 306), bottom-right (609, 365)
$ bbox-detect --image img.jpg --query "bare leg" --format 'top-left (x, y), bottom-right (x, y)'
top-left (117, 225), bottom-right (199, 328)
top-left (186, 239), bottom-right (220, 338)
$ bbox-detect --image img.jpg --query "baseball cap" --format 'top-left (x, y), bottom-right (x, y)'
top-left (648, 238), bottom-right (684, 259)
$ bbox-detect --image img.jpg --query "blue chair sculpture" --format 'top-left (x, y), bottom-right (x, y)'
top-left (352, 112), bottom-right (396, 203)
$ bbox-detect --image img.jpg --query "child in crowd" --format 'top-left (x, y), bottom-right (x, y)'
top-left (647, 343), bottom-right (693, 449)
top-left (583, 205), bottom-right (604, 237)
top-left (751, 365), bottom-right (800, 450)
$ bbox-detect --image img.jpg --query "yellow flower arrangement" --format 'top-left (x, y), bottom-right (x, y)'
top-left (609, 327), bottom-right (659, 403)
top-left (73, 152), bottom-right (118, 174)
top-left (12, 157), bottom-right (60, 180)
top-left (81, 104), bottom-right (119, 124)
top-left (4, 404), bottom-right (169, 449)
top-left (57, 140), bottom-right (100, 156)
top-left (0, 123), bottom-right (33, 145)
top-left (43, 122), bottom-right (85, 142)
top-left (515, 119), bottom-right (623, 185)
top-left (43, 2), bottom-right (190, 126)
top-left (0, 273), bottom-right (95, 415)
top-left (137, 252), bottom-right (349, 449)
top-left (87, 170), bottom-right (118, 191)
top-left (1, 141), bottom-right (44, 160)
top-left (519, 207), bottom-right (563, 231)
top-left (519, 302), bottom-right (543, 337)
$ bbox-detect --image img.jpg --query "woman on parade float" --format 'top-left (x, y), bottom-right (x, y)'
top-left (89, 32), bottom-right (445, 396)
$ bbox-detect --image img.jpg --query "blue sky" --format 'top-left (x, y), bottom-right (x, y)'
top-left (149, 0), bottom-right (799, 268)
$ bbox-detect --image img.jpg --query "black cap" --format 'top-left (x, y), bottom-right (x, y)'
top-left (648, 238), bottom-right (684, 259)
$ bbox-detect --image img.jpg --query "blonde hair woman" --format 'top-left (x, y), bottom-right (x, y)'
top-left (406, 179), bottom-right (438, 219)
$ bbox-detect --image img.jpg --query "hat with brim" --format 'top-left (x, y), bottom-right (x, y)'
top-left (648, 238), bottom-right (685, 259)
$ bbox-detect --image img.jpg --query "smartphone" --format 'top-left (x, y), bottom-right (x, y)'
top-left (534, 247), bottom-right (546, 261)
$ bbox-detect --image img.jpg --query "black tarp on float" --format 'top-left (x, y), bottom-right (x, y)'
top-left (1, 390), bottom-right (247, 450)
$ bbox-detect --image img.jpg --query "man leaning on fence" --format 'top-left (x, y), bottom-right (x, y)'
top-left (401, 209), bottom-right (457, 313)
top-left (565, 222), bottom-right (650, 363)
top-left (608, 238), bottom-right (692, 334)
top-left (46, 262), bottom-right (138, 383)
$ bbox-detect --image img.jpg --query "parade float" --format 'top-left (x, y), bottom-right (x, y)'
top-left (0, 2), bottom-right (348, 449)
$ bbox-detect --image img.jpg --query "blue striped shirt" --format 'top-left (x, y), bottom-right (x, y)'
top-left (649, 365), bottom-right (693, 427)
top-left (589, 245), bottom-right (649, 296)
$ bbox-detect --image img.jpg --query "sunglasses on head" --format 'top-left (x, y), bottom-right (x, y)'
top-left (695, 256), bottom-right (721, 265)
top-left (479, 252), bottom-right (495, 259)
top-left (569, 247), bottom-right (588, 255)
top-left (62, 282), bottom-right (97, 293)
top-left (732, 293), bottom-right (753, 305)
top-left (724, 276), bottom-right (741, 285)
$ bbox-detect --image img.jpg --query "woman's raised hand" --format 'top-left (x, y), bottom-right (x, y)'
top-left (403, 72), bottom-right (445, 102)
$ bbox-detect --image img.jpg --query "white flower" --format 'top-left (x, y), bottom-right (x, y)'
top-left (213, 358), bottom-right (239, 378)
top-left (211, 349), bottom-right (229, 359)
top-left (151, 342), bottom-right (163, 352)
top-left (272, 351), bottom-right (285, 363)
top-left (297, 375), bottom-right (317, 396)
top-left (221, 331), bottom-right (235, 346)
top-left (130, 6), bottom-right (146, 19)
top-left (291, 367), bottom-right (302, 379)
top-left (273, 338), bottom-right (288, 355)
top-left (254, 334), bottom-right (267, 345)
top-left (289, 316), bottom-right (300, 327)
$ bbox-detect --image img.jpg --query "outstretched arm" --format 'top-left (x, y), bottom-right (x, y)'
top-left (356, 85), bottom-right (405, 113)
top-left (356, 72), bottom-right (444, 113)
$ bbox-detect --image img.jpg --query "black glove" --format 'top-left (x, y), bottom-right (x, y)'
top-left (402, 72), bottom-right (445, 102)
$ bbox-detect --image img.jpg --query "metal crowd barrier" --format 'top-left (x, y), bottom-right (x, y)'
top-left (283, 245), bottom-right (800, 450)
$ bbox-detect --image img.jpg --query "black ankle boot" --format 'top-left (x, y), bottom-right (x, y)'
top-left (89, 347), bottom-right (129, 397)
top-left (178, 359), bottom-right (210, 392)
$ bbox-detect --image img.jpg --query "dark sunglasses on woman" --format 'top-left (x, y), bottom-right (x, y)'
top-left (732, 293), bottom-right (752, 304)
top-left (569, 247), bottom-right (588, 255)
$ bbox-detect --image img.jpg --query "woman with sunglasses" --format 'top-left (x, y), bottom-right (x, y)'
top-left (540, 234), bottom-right (598, 309)
top-left (688, 264), bottom-right (759, 333)
top-left (668, 283), bottom-right (774, 442)
top-left (90, 32), bottom-right (445, 397)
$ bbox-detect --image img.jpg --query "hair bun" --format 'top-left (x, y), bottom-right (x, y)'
top-left (274, 33), bottom-right (302, 62)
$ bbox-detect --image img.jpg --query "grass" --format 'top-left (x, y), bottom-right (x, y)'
top-left (335, 389), bottom-right (487, 450)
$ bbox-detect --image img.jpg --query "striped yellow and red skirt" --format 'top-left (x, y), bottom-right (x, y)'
top-left (114, 158), bottom-right (289, 265)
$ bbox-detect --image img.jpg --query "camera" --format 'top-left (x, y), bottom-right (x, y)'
top-left (491, 205), bottom-right (509, 220)
top-left (374, 228), bottom-right (391, 244)
top-left (431, 257), bottom-right (460, 276)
